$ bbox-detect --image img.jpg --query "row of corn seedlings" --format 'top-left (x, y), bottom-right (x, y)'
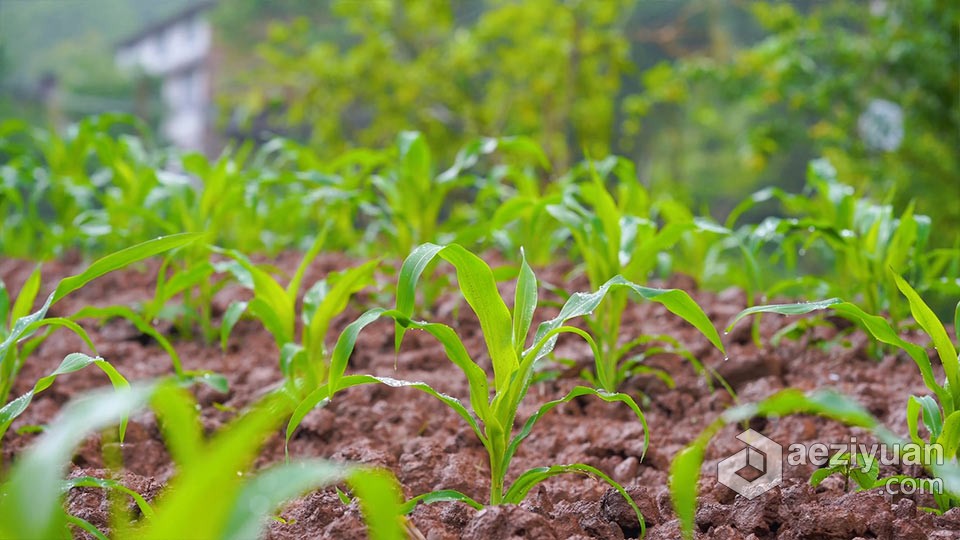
top-left (1, 232), bottom-right (957, 537)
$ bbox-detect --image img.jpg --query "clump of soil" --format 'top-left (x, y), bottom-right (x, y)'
top-left (1, 255), bottom-right (955, 539)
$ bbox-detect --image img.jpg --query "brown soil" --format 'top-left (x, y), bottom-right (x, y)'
top-left (1, 254), bottom-right (957, 539)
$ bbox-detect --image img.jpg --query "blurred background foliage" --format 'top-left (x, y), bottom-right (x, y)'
top-left (218, 0), bottom-right (958, 233)
top-left (1, 0), bottom-right (957, 234)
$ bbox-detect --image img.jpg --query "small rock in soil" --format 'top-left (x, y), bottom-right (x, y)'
top-left (462, 505), bottom-right (559, 540)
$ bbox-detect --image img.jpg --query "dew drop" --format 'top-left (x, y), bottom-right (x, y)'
top-left (723, 356), bottom-right (729, 361)
top-left (236, 471), bottom-right (243, 477)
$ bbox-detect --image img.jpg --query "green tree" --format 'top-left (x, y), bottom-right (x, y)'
top-left (630, 0), bottom-right (960, 232)
top-left (226, 0), bottom-right (634, 168)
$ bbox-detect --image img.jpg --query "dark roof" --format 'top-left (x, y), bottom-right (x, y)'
top-left (116, 0), bottom-right (217, 50)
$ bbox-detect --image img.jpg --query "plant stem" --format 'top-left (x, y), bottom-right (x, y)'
top-left (490, 457), bottom-right (504, 505)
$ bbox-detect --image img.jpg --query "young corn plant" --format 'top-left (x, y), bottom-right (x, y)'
top-left (285, 243), bottom-right (730, 534)
top-left (546, 158), bottom-right (727, 391)
top-left (668, 388), bottom-right (960, 539)
top-left (361, 131), bottom-right (461, 257)
top-left (725, 158), bottom-right (960, 325)
top-left (450, 135), bottom-right (554, 262)
top-left (138, 254), bottom-right (222, 340)
top-left (244, 138), bottom-right (384, 254)
top-left (362, 132), bottom-right (527, 258)
top-left (0, 114), bottom-right (163, 259)
top-left (725, 271), bottom-right (960, 511)
top-left (808, 451), bottom-right (880, 493)
top-left (218, 238), bottom-right (378, 393)
top-left (0, 234), bottom-right (201, 445)
top-left (0, 379), bottom-right (405, 540)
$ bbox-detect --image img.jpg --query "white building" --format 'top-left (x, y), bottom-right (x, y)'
top-left (115, 2), bottom-right (216, 152)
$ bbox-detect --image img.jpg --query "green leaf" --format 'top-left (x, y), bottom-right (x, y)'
top-left (893, 272), bottom-right (959, 396)
top-left (304, 260), bottom-right (378, 365)
top-left (0, 353), bottom-right (129, 442)
top-left (23, 317), bottom-right (98, 356)
top-left (327, 308), bottom-right (387, 397)
top-left (9, 267), bottom-right (41, 324)
top-left (71, 305), bottom-right (184, 375)
top-left (396, 244), bottom-right (518, 392)
top-left (249, 298), bottom-right (292, 349)
top-left (63, 476), bottom-right (155, 519)
top-left (907, 395), bottom-right (926, 445)
top-left (939, 411), bottom-right (960, 460)
top-left (850, 456), bottom-right (880, 489)
top-left (223, 461), bottom-right (403, 540)
top-left (286, 384), bottom-right (332, 454)
top-left (0, 383), bottom-right (155, 540)
top-left (345, 467), bottom-right (406, 540)
top-left (286, 229), bottom-right (328, 302)
top-left (954, 301), bottom-right (959, 350)
top-left (809, 466), bottom-right (839, 488)
top-left (155, 262), bottom-right (215, 306)
top-left (398, 131), bottom-right (431, 191)
top-left (139, 391), bottom-right (296, 540)
top-left (916, 395), bottom-right (943, 440)
top-left (670, 445), bottom-right (704, 540)
top-left (66, 515), bottom-right (109, 540)
top-left (0, 279), bottom-right (10, 331)
top-left (53, 234), bottom-right (201, 304)
top-left (512, 250), bottom-right (537, 355)
top-left (503, 464), bottom-right (644, 537)
top-left (220, 301), bottom-right (248, 352)
top-left (186, 371), bottom-right (229, 394)
top-left (726, 298), bottom-right (844, 332)
top-left (279, 342), bottom-right (306, 381)
top-left (398, 490), bottom-right (485, 514)
top-left (149, 384), bottom-right (203, 467)
top-left (219, 248), bottom-right (295, 346)
top-left (533, 275), bottom-right (726, 363)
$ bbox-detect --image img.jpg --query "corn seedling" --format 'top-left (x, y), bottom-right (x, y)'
top-left (0, 379), bottom-right (404, 540)
top-left (137, 254), bottom-right (223, 341)
top-left (286, 243), bottom-right (671, 532)
top-left (361, 131), bottom-right (456, 256)
top-left (245, 138), bottom-right (383, 254)
top-left (363, 132), bottom-right (527, 257)
top-left (545, 159), bottom-right (727, 391)
top-left (0, 234), bottom-right (201, 446)
top-left (218, 237), bottom-right (378, 392)
top-left (809, 451), bottom-right (880, 493)
top-left (668, 389), bottom-right (960, 539)
top-left (726, 271), bottom-right (960, 510)
top-left (726, 158), bottom-right (960, 325)
top-left (455, 136), bottom-right (554, 263)
top-left (0, 115), bottom-right (162, 259)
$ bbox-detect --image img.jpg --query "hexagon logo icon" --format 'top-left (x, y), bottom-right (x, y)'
top-left (717, 429), bottom-right (782, 499)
